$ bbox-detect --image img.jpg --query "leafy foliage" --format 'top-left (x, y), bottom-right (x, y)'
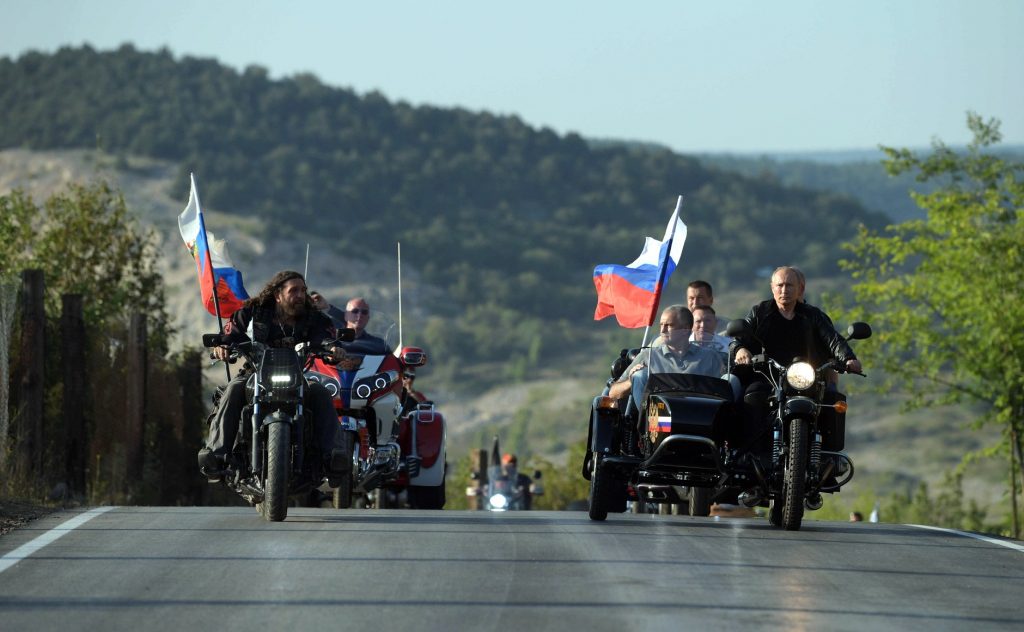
top-left (0, 183), bottom-right (171, 349)
top-left (835, 113), bottom-right (1024, 534)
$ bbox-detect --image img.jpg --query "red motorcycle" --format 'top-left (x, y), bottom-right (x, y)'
top-left (306, 345), bottom-right (445, 509)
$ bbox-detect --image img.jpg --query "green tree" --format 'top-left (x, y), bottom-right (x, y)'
top-left (837, 113), bottom-right (1024, 536)
top-left (0, 183), bottom-right (171, 346)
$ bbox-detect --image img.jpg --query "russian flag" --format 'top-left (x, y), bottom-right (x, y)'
top-left (177, 174), bottom-right (249, 318)
top-left (593, 197), bottom-right (687, 328)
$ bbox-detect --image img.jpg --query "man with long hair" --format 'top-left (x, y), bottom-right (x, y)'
top-left (198, 270), bottom-right (348, 483)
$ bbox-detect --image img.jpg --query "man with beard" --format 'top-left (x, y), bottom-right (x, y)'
top-left (198, 271), bottom-right (349, 482)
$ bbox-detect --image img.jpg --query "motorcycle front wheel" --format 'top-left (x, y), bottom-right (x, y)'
top-left (781, 419), bottom-right (809, 530)
top-left (261, 422), bottom-right (291, 522)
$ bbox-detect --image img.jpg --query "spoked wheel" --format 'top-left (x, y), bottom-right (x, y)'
top-left (780, 420), bottom-right (809, 530)
top-left (688, 487), bottom-right (712, 517)
top-left (261, 422), bottom-right (291, 522)
top-left (588, 456), bottom-right (609, 521)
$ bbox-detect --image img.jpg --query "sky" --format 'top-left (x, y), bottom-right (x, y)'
top-left (1, 0), bottom-right (1022, 154)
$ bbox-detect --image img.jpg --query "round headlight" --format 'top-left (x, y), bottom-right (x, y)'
top-left (489, 493), bottom-right (509, 510)
top-left (785, 362), bottom-right (816, 390)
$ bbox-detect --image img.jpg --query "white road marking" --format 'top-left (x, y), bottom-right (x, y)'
top-left (908, 523), bottom-right (1024, 552)
top-left (0, 506), bottom-right (116, 574)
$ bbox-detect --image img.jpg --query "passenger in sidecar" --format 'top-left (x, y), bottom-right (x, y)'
top-left (584, 306), bottom-right (746, 521)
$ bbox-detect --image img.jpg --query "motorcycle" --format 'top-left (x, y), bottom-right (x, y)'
top-left (305, 344), bottom-right (446, 509)
top-left (725, 319), bottom-right (870, 530)
top-left (201, 332), bottom-right (351, 522)
top-left (482, 466), bottom-right (543, 511)
top-left (584, 321), bottom-right (870, 530)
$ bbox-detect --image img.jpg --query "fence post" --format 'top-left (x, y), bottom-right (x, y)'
top-left (468, 449), bottom-right (488, 510)
top-left (177, 349), bottom-right (205, 503)
top-left (125, 312), bottom-right (147, 480)
top-left (15, 269), bottom-right (45, 482)
top-left (62, 294), bottom-right (86, 495)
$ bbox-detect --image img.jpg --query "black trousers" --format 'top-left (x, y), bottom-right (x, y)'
top-left (203, 375), bottom-right (341, 464)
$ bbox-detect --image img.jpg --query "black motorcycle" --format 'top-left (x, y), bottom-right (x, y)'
top-left (725, 320), bottom-right (870, 530)
top-left (203, 333), bottom-right (348, 521)
top-left (584, 321), bottom-right (869, 530)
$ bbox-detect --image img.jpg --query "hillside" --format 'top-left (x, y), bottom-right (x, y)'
top-left (0, 45), bottom-right (1006, 518)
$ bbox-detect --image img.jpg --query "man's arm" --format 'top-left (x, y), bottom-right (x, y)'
top-left (607, 352), bottom-right (646, 399)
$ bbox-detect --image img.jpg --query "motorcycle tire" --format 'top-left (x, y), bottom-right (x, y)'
top-left (332, 432), bottom-right (358, 510)
top-left (262, 422), bottom-right (291, 522)
top-left (781, 420), bottom-right (808, 531)
top-left (588, 456), bottom-right (609, 521)
top-left (688, 487), bottom-right (711, 517)
top-left (408, 480), bottom-right (446, 510)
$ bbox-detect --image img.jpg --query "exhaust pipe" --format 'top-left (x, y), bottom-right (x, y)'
top-left (804, 493), bottom-right (823, 511)
top-left (738, 490), bottom-right (761, 508)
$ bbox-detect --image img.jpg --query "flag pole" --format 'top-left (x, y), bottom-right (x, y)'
top-left (303, 243), bottom-right (310, 283)
top-left (396, 242), bottom-right (403, 352)
top-left (640, 195), bottom-right (684, 347)
top-left (192, 173), bottom-right (231, 382)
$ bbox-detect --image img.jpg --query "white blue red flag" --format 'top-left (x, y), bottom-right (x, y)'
top-left (593, 196), bottom-right (687, 328)
top-left (177, 174), bottom-right (249, 318)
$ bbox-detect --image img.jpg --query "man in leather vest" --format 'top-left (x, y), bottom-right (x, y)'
top-left (198, 270), bottom-right (349, 482)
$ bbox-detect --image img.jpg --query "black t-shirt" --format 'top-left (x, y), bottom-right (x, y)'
top-left (762, 309), bottom-right (828, 366)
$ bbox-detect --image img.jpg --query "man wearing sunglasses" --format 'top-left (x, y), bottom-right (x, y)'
top-left (340, 297), bottom-right (391, 355)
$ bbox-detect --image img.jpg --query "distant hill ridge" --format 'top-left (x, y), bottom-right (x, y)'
top-left (0, 44), bottom-right (888, 386)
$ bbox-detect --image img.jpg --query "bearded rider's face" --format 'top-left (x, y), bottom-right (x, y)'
top-left (276, 279), bottom-right (308, 318)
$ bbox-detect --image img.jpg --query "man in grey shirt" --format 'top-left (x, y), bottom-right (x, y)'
top-left (609, 304), bottom-right (725, 409)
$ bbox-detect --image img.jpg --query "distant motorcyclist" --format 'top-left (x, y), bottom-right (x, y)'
top-left (498, 454), bottom-right (534, 510)
top-left (198, 270), bottom-right (349, 481)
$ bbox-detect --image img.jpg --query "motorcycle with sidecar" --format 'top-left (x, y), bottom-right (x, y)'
top-left (584, 321), bottom-right (870, 530)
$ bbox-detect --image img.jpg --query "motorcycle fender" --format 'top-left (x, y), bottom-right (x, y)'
top-left (260, 410), bottom-right (293, 428)
top-left (784, 397), bottom-right (817, 418)
top-left (590, 399), bottom-right (619, 455)
top-left (371, 393), bottom-right (401, 443)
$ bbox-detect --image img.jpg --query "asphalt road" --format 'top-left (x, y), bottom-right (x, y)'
top-left (0, 507), bottom-right (1022, 631)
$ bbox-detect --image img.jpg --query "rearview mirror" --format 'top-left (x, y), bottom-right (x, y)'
top-left (846, 322), bottom-right (872, 340)
top-left (202, 333), bottom-right (227, 348)
top-left (725, 319), bottom-right (751, 338)
top-left (333, 328), bottom-right (356, 343)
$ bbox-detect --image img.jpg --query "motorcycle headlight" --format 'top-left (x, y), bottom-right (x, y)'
top-left (489, 493), bottom-right (509, 510)
top-left (785, 362), bottom-right (816, 390)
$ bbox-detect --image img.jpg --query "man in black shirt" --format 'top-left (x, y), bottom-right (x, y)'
top-left (732, 266), bottom-right (861, 374)
top-left (198, 270), bottom-right (348, 481)
top-left (729, 266), bottom-right (861, 452)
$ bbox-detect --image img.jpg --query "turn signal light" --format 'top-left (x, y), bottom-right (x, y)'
top-left (834, 400), bottom-right (848, 414)
top-left (596, 396), bottom-right (619, 410)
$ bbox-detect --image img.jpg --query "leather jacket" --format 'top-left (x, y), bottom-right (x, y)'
top-left (729, 299), bottom-right (856, 367)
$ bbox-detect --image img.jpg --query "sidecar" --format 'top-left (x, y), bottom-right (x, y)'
top-left (585, 360), bottom-right (745, 521)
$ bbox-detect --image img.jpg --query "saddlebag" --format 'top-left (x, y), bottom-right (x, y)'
top-left (819, 391), bottom-right (847, 451)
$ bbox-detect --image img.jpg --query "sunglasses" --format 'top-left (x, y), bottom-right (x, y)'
top-left (348, 308), bottom-right (369, 315)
